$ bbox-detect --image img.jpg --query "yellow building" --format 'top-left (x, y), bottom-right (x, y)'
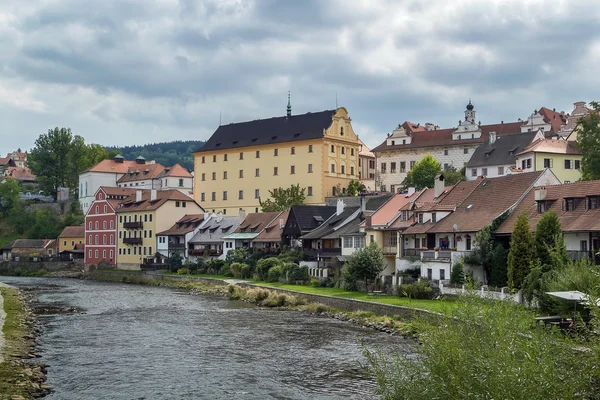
top-left (116, 189), bottom-right (204, 269)
top-left (515, 138), bottom-right (582, 183)
top-left (193, 105), bottom-right (362, 215)
top-left (58, 225), bottom-right (85, 253)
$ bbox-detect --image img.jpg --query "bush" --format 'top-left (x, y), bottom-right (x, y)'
top-left (450, 259), bottom-right (465, 284)
top-left (266, 265), bottom-right (282, 282)
top-left (176, 267), bottom-right (189, 275)
top-left (240, 264), bottom-right (252, 279)
top-left (309, 277), bottom-right (320, 287)
top-left (398, 280), bottom-right (436, 299)
top-left (206, 259), bottom-right (225, 274)
top-left (288, 264), bottom-right (309, 283)
top-left (256, 257), bottom-right (281, 281)
top-left (221, 264), bottom-right (233, 277)
top-left (230, 262), bottom-right (245, 278)
top-left (228, 284), bottom-right (242, 300)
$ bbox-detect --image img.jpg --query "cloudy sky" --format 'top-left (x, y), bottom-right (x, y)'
top-left (2, 0), bottom-right (600, 157)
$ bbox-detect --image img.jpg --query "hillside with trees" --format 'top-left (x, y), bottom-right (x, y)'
top-left (106, 140), bottom-right (205, 171)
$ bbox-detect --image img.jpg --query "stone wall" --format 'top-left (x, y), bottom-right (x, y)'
top-left (0, 260), bottom-right (84, 275)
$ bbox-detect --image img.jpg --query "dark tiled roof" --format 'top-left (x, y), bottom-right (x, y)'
top-left (12, 239), bottom-right (52, 249)
top-left (324, 215), bottom-right (363, 239)
top-left (466, 133), bottom-right (536, 168)
top-left (325, 194), bottom-right (394, 210)
top-left (302, 207), bottom-right (360, 239)
top-left (288, 205), bottom-right (337, 233)
top-left (253, 212), bottom-right (288, 243)
top-left (195, 110), bottom-right (336, 153)
top-left (236, 212), bottom-right (282, 234)
top-left (496, 180), bottom-right (600, 234)
top-left (157, 214), bottom-right (205, 235)
top-left (59, 225), bottom-right (85, 238)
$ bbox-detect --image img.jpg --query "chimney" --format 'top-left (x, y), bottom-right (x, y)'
top-left (534, 187), bottom-right (547, 201)
top-left (365, 215), bottom-right (372, 227)
top-left (336, 199), bottom-right (345, 216)
top-left (136, 190), bottom-right (142, 202)
top-left (204, 211), bottom-right (211, 220)
top-left (151, 189), bottom-right (157, 201)
top-left (489, 131), bottom-right (497, 144)
top-left (239, 209), bottom-right (246, 220)
top-left (434, 174), bottom-right (445, 199)
top-left (279, 218), bottom-right (285, 229)
top-left (406, 187), bottom-right (416, 197)
top-left (216, 212), bottom-right (223, 222)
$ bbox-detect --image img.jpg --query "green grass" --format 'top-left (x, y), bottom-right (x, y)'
top-left (0, 231), bottom-right (18, 248)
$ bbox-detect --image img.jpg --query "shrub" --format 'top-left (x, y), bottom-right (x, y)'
top-left (206, 259), bottom-right (225, 274)
top-left (309, 277), bottom-right (320, 287)
top-left (228, 284), bottom-right (242, 300)
top-left (288, 264), bottom-right (309, 283)
top-left (177, 267), bottom-right (189, 275)
top-left (398, 280), bottom-right (435, 299)
top-left (245, 287), bottom-right (270, 302)
top-left (266, 265), bottom-right (282, 282)
top-left (306, 302), bottom-right (330, 314)
top-left (230, 262), bottom-right (246, 278)
top-left (450, 258), bottom-right (465, 284)
top-left (221, 264), bottom-right (233, 277)
top-left (240, 264), bottom-right (252, 279)
top-left (256, 257), bottom-right (281, 281)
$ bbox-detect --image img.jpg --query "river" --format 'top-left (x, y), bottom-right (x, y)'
top-left (0, 277), bottom-right (413, 399)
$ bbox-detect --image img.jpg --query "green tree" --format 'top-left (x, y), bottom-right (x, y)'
top-left (259, 184), bottom-right (306, 212)
top-left (443, 167), bottom-right (466, 186)
top-left (346, 179), bottom-right (366, 196)
top-left (0, 179), bottom-right (20, 217)
top-left (343, 243), bottom-right (386, 292)
top-left (403, 154), bottom-right (441, 189)
top-left (533, 211), bottom-right (567, 272)
top-left (28, 127), bottom-right (74, 197)
top-left (27, 209), bottom-right (63, 239)
top-left (450, 257), bottom-right (465, 284)
top-left (168, 252), bottom-right (184, 272)
top-left (507, 213), bottom-right (534, 289)
top-left (576, 101), bottom-right (600, 180)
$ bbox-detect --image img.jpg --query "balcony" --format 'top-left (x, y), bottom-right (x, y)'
top-left (303, 248), bottom-right (341, 258)
top-left (168, 242), bottom-right (186, 250)
top-left (123, 237), bottom-right (143, 245)
top-left (124, 221), bottom-right (143, 229)
top-left (141, 257), bottom-right (167, 271)
top-left (189, 248), bottom-right (222, 256)
top-left (383, 245), bottom-right (397, 255)
top-left (403, 248), bottom-right (421, 258)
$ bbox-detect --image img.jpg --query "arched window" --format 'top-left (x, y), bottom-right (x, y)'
top-left (99, 193), bottom-right (103, 200)
top-left (88, 235), bottom-right (92, 243)
top-left (88, 222), bottom-right (92, 230)
top-left (110, 250), bottom-right (113, 259)
top-left (95, 235), bottom-right (99, 245)
top-left (103, 250), bottom-right (106, 259)
top-left (109, 235), bottom-right (114, 245)
top-left (95, 221), bottom-right (99, 230)
top-left (104, 205), bottom-right (107, 213)
top-left (95, 250), bottom-right (98, 258)
top-left (110, 220), bottom-right (114, 229)
top-left (103, 234), bottom-right (107, 245)
top-left (340, 127), bottom-right (344, 136)
top-left (103, 221), bottom-right (107, 229)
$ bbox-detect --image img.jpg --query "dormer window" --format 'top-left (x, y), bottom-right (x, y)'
top-left (403, 139), bottom-right (406, 145)
top-left (565, 198), bottom-right (575, 211)
top-left (391, 140), bottom-right (395, 145)
top-left (589, 197), bottom-right (598, 210)
top-left (537, 201), bottom-right (548, 213)
top-left (418, 214), bottom-right (424, 224)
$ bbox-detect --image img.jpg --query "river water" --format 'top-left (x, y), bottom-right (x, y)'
top-left (0, 277), bottom-right (413, 399)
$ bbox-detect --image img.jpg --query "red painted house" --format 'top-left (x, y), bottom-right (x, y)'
top-left (85, 187), bottom-right (136, 265)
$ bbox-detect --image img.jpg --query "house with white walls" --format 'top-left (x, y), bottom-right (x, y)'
top-left (156, 214), bottom-right (206, 259)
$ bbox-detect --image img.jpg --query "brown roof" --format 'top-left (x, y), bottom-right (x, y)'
top-left (101, 187), bottom-right (138, 196)
top-left (373, 121), bottom-right (523, 153)
top-left (518, 138), bottom-right (582, 155)
top-left (368, 192), bottom-right (419, 227)
top-left (116, 190), bottom-right (200, 213)
top-left (157, 214), bottom-right (205, 235)
top-left (236, 212), bottom-right (282, 234)
top-left (496, 180), bottom-right (600, 234)
top-left (428, 171), bottom-right (546, 234)
top-left (159, 163), bottom-right (193, 178)
top-left (0, 156), bottom-right (15, 166)
top-left (117, 163), bottom-right (165, 183)
top-left (358, 139), bottom-right (375, 158)
top-left (87, 159), bottom-right (138, 174)
top-left (538, 107), bottom-right (567, 133)
top-left (59, 225), bottom-right (85, 238)
top-left (6, 167), bottom-right (36, 181)
top-left (253, 212), bottom-right (288, 242)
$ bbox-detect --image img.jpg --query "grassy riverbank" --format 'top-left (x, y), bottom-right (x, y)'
top-left (0, 286), bottom-right (49, 399)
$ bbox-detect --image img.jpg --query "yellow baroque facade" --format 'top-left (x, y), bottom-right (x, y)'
top-left (193, 107), bottom-right (362, 215)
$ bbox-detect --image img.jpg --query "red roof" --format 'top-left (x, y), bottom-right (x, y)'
top-left (159, 163), bottom-right (193, 178)
top-left (253, 212), bottom-right (289, 242)
top-left (116, 189), bottom-right (200, 213)
top-left (372, 121), bottom-right (523, 153)
top-left (538, 107), bottom-right (567, 133)
top-left (87, 159), bottom-right (138, 174)
top-left (117, 163), bottom-right (165, 183)
top-left (368, 192), bottom-right (419, 227)
top-left (6, 167), bottom-right (36, 181)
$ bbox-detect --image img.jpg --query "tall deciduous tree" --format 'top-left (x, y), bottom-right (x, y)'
top-left (533, 211), bottom-right (567, 272)
top-left (28, 128), bottom-right (74, 197)
top-left (0, 179), bottom-right (20, 217)
top-left (259, 184), bottom-right (306, 212)
top-left (343, 243), bottom-right (386, 292)
top-left (403, 154), bottom-right (442, 189)
top-left (577, 101), bottom-right (600, 180)
top-left (507, 212), bottom-right (534, 289)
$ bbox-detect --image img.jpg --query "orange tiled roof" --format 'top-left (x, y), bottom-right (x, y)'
top-left (518, 138), bottom-right (582, 155)
top-left (87, 159), bottom-right (138, 174)
top-left (368, 193), bottom-right (418, 227)
top-left (6, 167), bottom-right (36, 181)
top-left (538, 107), bottom-right (567, 133)
top-left (116, 189), bottom-right (200, 213)
top-left (159, 163), bottom-right (193, 178)
top-left (117, 163), bottom-right (165, 183)
top-left (59, 225), bottom-right (85, 238)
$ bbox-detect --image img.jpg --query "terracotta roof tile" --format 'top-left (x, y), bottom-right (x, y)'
top-left (158, 163), bottom-right (193, 178)
top-left (59, 225), bottom-right (85, 238)
top-left (157, 214), bottom-right (205, 235)
top-left (87, 159), bottom-right (138, 174)
top-left (253, 212), bottom-right (289, 242)
top-left (117, 164), bottom-right (165, 183)
top-left (369, 193), bottom-right (419, 227)
top-left (519, 138), bottom-right (582, 155)
top-left (116, 190), bottom-right (201, 213)
top-left (235, 212), bottom-right (282, 234)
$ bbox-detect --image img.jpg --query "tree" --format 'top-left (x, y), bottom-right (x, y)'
top-left (28, 128), bottom-right (74, 197)
top-left (259, 184), bottom-right (306, 212)
top-left (444, 167), bottom-right (466, 186)
top-left (343, 243), bottom-right (386, 292)
top-left (27, 209), bottom-right (63, 239)
top-left (168, 252), bottom-right (184, 272)
top-left (0, 179), bottom-right (20, 217)
top-left (346, 179), bottom-right (366, 196)
top-left (576, 101), bottom-right (600, 180)
top-left (533, 211), bottom-right (567, 272)
top-left (507, 213), bottom-right (534, 289)
top-left (403, 154), bottom-right (441, 189)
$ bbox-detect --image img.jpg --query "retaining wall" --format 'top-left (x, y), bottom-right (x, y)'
top-left (0, 260), bottom-right (83, 275)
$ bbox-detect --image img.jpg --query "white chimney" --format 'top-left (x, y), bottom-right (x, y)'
top-left (151, 189), bottom-right (157, 201)
top-left (434, 174), bottom-right (445, 199)
top-left (406, 187), bottom-right (416, 197)
top-left (239, 209), bottom-right (246, 220)
top-left (534, 187), bottom-right (547, 201)
top-left (204, 211), bottom-right (211, 220)
top-left (216, 212), bottom-right (223, 222)
top-left (136, 190), bottom-right (142, 202)
top-left (279, 218), bottom-right (285, 228)
top-left (489, 131), bottom-right (497, 144)
top-left (336, 199), bottom-right (345, 215)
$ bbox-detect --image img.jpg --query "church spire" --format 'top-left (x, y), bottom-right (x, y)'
top-left (286, 91), bottom-right (292, 117)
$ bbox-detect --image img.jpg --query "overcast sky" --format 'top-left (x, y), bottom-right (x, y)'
top-left (2, 0), bottom-right (600, 157)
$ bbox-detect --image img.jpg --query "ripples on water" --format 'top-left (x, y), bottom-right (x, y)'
top-left (0, 277), bottom-right (413, 400)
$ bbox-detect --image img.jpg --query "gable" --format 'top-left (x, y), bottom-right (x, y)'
top-left (324, 107), bottom-right (359, 144)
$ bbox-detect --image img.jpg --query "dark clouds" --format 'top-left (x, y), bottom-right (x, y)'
top-left (1, 0), bottom-right (599, 155)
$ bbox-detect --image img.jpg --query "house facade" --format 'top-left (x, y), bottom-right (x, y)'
top-left (282, 205), bottom-right (337, 247)
top-left (358, 139), bottom-right (376, 191)
top-left (193, 105), bottom-right (362, 215)
top-left (157, 214), bottom-right (206, 259)
top-left (188, 214), bottom-right (242, 260)
top-left (515, 138), bottom-right (582, 183)
top-left (222, 212), bottom-right (285, 258)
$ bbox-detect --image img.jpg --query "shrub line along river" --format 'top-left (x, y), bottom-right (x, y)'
top-left (0, 276), bottom-right (413, 399)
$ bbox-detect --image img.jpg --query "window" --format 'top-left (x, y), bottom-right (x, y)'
top-left (544, 158), bottom-right (552, 168)
top-left (291, 147), bottom-right (295, 155)
top-left (390, 185), bottom-right (395, 193)
top-left (431, 213), bottom-right (437, 223)
top-left (201, 193), bottom-right (205, 202)
top-left (575, 160), bottom-right (581, 170)
top-left (95, 205), bottom-right (99, 214)
top-left (400, 162), bottom-right (406, 173)
top-left (104, 205), bottom-right (107, 213)
top-left (110, 250), bottom-right (114, 259)
top-left (381, 162), bottom-right (387, 173)
top-left (202, 156), bottom-right (205, 164)
top-left (351, 148), bottom-right (354, 156)
top-left (63, 240), bottom-right (67, 246)
top-left (182, 202), bottom-right (186, 208)
top-left (381, 185), bottom-right (386, 192)
top-left (223, 171), bottom-right (228, 179)
top-left (144, 214), bottom-right (148, 222)
top-left (498, 166), bottom-right (504, 175)
top-left (482, 168), bottom-right (488, 176)
top-left (391, 162), bottom-right (397, 173)
top-left (440, 269), bottom-right (446, 281)
top-left (110, 235), bottom-right (114, 245)
top-left (89, 249), bottom-right (93, 258)
top-left (410, 161), bottom-right (416, 169)
top-left (308, 145), bottom-right (313, 153)
top-left (291, 165), bottom-right (295, 174)
top-left (255, 189), bottom-right (260, 199)
top-left (212, 172), bottom-right (216, 180)
top-left (444, 149), bottom-right (448, 156)
top-left (464, 147), bottom-right (468, 154)
top-left (369, 160), bottom-right (375, 169)
top-left (370, 235), bottom-right (374, 244)
top-left (444, 163), bottom-right (449, 170)
top-left (308, 164), bottom-right (313, 173)
top-left (537, 201), bottom-right (548, 213)
top-left (527, 159), bottom-right (532, 169)
top-left (256, 150), bottom-right (260, 158)
top-left (133, 247), bottom-right (136, 255)
top-left (465, 235), bottom-right (472, 250)
top-left (212, 155), bottom-right (217, 162)
top-left (239, 152), bottom-right (244, 160)
top-left (340, 127), bottom-right (344, 136)
top-left (255, 168), bottom-right (260, 177)
top-left (343, 237), bottom-right (353, 248)
top-left (274, 148), bottom-right (278, 156)
top-left (224, 154), bottom-right (228, 161)
top-left (103, 221), bottom-right (107, 229)
top-left (351, 166), bottom-right (354, 176)
top-left (89, 222), bottom-right (92, 230)
top-left (590, 197), bottom-right (598, 210)
top-left (274, 167), bottom-right (278, 175)
top-left (239, 190), bottom-right (244, 200)
top-left (211, 192), bottom-right (216, 201)
top-left (415, 238), bottom-right (421, 249)
top-left (95, 235), bottom-right (99, 244)
top-left (331, 145), bottom-right (335, 153)
top-left (354, 236), bottom-right (365, 248)
top-left (149, 231), bottom-right (152, 238)
top-left (565, 159), bottom-right (572, 169)
top-left (565, 198), bottom-right (575, 211)
top-left (176, 201), bottom-right (180, 207)
top-left (95, 250), bottom-right (99, 258)
top-left (581, 240), bottom-right (588, 252)
top-left (95, 221), bottom-right (99, 230)
top-left (331, 164), bottom-right (335, 173)
top-left (307, 186), bottom-right (313, 196)
top-left (223, 191), bottom-right (227, 200)
top-left (239, 170), bottom-right (244, 178)
top-left (418, 214), bottom-right (423, 224)
top-left (341, 165), bottom-right (345, 174)
top-left (103, 234), bottom-right (107, 245)
top-left (201, 173), bottom-right (206, 181)
top-left (341, 147), bottom-right (345, 155)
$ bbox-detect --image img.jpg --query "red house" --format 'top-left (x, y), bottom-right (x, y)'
top-left (85, 187), bottom-right (136, 265)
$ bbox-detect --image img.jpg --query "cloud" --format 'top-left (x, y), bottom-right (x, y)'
top-left (1, 0), bottom-right (600, 156)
